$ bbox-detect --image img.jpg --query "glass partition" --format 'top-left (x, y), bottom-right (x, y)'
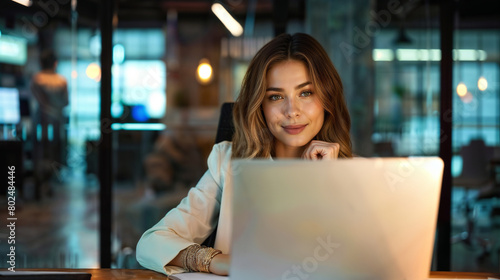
top-left (0, 1), bottom-right (100, 268)
top-left (451, 29), bottom-right (500, 271)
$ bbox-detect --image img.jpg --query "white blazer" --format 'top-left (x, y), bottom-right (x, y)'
top-left (136, 141), bottom-right (237, 275)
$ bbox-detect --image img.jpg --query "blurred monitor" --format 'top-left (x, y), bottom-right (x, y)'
top-left (0, 87), bottom-right (21, 124)
top-left (0, 34), bottom-right (28, 65)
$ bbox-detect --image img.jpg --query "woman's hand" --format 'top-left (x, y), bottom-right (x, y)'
top-left (302, 140), bottom-right (340, 160)
top-left (209, 253), bottom-right (230, 276)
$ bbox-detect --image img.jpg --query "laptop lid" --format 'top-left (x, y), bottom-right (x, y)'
top-left (230, 157), bottom-right (443, 280)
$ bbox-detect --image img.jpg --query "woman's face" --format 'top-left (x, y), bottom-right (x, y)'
top-left (262, 60), bottom-right (325, 157)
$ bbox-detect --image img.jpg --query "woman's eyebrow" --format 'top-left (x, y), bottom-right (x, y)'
top-left (266, 81), bottom-right (312, 92)
top-left (295, 81), bottom-right (312, 89)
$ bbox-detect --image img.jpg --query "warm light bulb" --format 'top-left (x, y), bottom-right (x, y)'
top-left (477, 76), bottom-right (488, 91)
top-left (198, 64), bottom-right (212, 79)
top-left (456, 82), bottom-right (467, 97)
top-left (86, 63), bottom-right (101, 80)
top-left (197, 59), bottom-right (213, 84)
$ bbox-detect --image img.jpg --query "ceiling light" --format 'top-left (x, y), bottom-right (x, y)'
top-left (197, 59), bottom-right (213, 84)
top-left (456, 82), bottom-right (467, 97)
top-left (211, 3), bottom-right (243, 37)
top-left (11, 0), bottom-right (31, 7)
top-left (477, 77), bottom-right (488, 91)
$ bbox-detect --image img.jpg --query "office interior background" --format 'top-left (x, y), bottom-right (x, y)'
top-left (0, 0), bottom-right (499, 273)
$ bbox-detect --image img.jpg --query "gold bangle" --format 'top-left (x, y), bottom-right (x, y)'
top-left (199, 247), bottom-right (222, 273)
top-left (189, 244), bottom-right (201, 272)
top-left (181, 244), bottom-right (201, 272)
top-left (181, 244), bottom-right (222, 273)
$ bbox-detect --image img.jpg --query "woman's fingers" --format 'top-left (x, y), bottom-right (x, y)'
top-left (302, 141), bottom-right (340, 160)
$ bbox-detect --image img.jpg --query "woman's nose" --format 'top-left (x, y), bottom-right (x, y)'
top-left (284, 97), bottom-right (300, 118)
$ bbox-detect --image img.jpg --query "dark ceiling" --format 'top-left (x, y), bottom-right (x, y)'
top-left (0, 0), bottom-right (499, 31)
top-left (1, 0), bottom-right (289, 29)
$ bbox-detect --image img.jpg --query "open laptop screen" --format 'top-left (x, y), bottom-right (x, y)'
top-left (230, 158), bottom-right (444, 280)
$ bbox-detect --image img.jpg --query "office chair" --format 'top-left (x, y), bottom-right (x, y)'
top-left (214, 102), bottom-right (235, 144)
top-left (452, 139), bottom-right (495, 257)
top-left (202, 102), bottom-right (235, 248)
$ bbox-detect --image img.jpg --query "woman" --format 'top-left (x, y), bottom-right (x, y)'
top-left (136, 33), bottom-right (352, 276)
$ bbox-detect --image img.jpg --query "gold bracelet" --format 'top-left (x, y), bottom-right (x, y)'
top-left (181, 244), bottom-right (222, 273)
top-left (195, 247), bottom-right (204, 272)
top-left (189, 244), bottom-right (201, 272)
top-left (181, 244), bottom-right (201, 272)
top-left (199, 247), bottom-right (222, 273)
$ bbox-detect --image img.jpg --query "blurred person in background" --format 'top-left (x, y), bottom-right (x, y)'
top-left (30, 49), bottom-right (69, 198)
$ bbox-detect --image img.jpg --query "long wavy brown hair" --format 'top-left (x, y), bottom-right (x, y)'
top-left (232, 33), bottom-right (352, 159)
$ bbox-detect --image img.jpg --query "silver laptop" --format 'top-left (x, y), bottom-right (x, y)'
top-left (230, 157), bottom-right (443, 280)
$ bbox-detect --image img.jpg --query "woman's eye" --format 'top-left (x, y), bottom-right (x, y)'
top-left (269, 95), bottom-right (283, 101)
top-left (300, 91), bottom-right (312, 97)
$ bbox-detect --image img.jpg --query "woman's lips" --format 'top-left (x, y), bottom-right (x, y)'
top-left (282, 124), bottom-right (307, 135)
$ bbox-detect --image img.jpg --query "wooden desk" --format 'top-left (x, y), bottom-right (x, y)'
top-left (16, 269), bottom-right (500, 279)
